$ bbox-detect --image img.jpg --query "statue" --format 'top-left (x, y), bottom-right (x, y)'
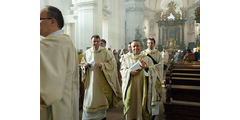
top-left (135, 27), bottom-right (142, 40)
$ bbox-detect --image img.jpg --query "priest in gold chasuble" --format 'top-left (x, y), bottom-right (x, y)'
top-left (142, 38), bottom-right (164, 119)
top-left (80, 35), bottom-right (122, 120)
top-left (121, 40), bottom-right (155, 120)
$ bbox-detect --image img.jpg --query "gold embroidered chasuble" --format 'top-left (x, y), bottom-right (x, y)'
top-left (40, 34), bottom-right (79, 120)
top-left (80, 47), bottom-right (122, 113)
top-left (120, 53), bottom-right (155, 120)
top-left (142, 49), bottom-right (164, 104)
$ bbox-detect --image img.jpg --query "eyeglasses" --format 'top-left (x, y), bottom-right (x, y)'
top-left (40, 18), bottom-right (52, 20)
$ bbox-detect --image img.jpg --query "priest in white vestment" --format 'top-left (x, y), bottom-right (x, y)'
top-left (121, 40), bottom-right (155, 120)
top-left (142, 38), bottom-right (164, 120)
top-left (100, 39), bottom-right (122, 86)
top-left (40, 6), bottom-right (79, 120)
top-left (160, 48), bottom-right (169, 81)
top-left (120, 42), bottom-right (132, 63)
top-left (161, 48), bottom-right (169, 65)
top-left (81, 35), bottom-right (122, 120)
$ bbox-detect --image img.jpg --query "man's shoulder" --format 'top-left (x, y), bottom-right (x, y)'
top-left (84, 48), bottom-right (92, 54)
top-left (41, 34), bottom-right (72, 44)
top-left (120, 53), bottom-right (131, 61)
top-left (142, 54), bottom-right (151, 60)
top-left (99, 48), bottom-right (111, 56)
top-left (125, 53), bottom-right (133, 58)
top-left (85, 48), bottom-right (108, 54)
top-left (142, 49), bottom-right (150, 53)
top-left (103, 48), bottom-right (110, 53)
top-left (153, 50), bottom-right (161, 55)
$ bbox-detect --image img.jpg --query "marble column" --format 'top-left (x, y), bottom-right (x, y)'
top-left (163, 27), bottom-right (165, 46)
top-left (72, 0), bottom-right (103, 50)
top-left (178, 26), bottom-right (180, 44)
top-left (125, 0), bottom-right (145, 48)
top-left (166, 27), bottom-right (168, 43)
top-left (181, 23), bottom-right (185, 49)
top-left (107, 0), bottom-right (125, 50)
top-left (175, 28), bottom-right (177, 44)
top-left (180, 25), bottom-right (182, 43)
top-left (182, 25), bottom-right (184, 43)
top-left (158, 28), bottom-right (161, 45)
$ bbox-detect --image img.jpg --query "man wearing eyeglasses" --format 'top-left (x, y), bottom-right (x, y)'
top-left (40, 6), bottom-right (79, 120)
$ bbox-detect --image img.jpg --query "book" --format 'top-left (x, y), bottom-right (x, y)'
top-left (130, 61), bottom-right (142, 71)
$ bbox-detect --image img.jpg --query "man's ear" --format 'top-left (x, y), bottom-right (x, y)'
top-left (50, 18), bottom-right (57, 25)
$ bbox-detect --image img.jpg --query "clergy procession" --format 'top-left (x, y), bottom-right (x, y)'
top-left (40, 5), bottom-right (200, 120)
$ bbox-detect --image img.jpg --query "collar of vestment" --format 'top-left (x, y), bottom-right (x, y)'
top-left (90, 46), bottom-right (105, 53)
top-left (126, 52), bottom-right (132, 55)
top-left (46, 29), bottom-right (64, 37)
top-left (127, 53), bottom-right (146, 60)
top-left (144, 48), bottom-right (158, 55)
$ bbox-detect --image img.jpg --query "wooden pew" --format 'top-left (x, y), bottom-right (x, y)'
top-left (164, 100), bottom-right (200, 120)
top-left (166, 85), bottom-right (200, 102)
top-left (164, 62), bottom-right (200, 120)
top-left (170, 77), bottom-right (200, 86)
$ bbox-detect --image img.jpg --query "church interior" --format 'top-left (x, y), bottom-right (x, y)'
top-left (40, 0), bottom-right (200, 120)
top-left (40, 0), bottom-right (200, 52)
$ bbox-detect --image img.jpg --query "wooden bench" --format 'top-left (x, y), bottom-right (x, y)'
top-left (166, 85), bottom-right (200, 102)
top-left (171, 68), bottom-right (200, 74)
top-left (173, 65), bottom-right (200, 69)
top-left (164, 62), bottom-right (200, 120)
top-left (170, 76), bottom-right (200, 86)
top-left (171, 73), bottom-right (200, 77)
top-left (164, 100), bottom-right (200, 120)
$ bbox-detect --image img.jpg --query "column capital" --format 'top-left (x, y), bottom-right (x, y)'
top-left (125, 0), bottom-right (145, 12)
top-left (72, 1), bottom-right (97, 11)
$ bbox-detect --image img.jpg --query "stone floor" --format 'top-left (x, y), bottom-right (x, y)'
top-left (80, 88), bottom-right (167, 120)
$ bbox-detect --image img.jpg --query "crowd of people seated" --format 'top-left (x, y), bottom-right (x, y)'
top-left (172, 48), bottom-right (200, 63)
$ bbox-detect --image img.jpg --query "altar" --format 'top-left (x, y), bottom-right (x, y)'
top-left (156, 1), bottom-right (186, 51)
